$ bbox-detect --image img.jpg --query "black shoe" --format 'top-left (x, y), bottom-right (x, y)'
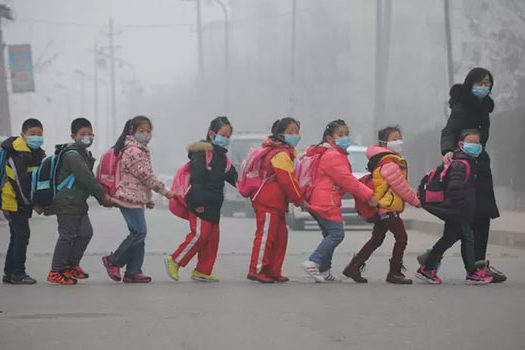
top-left (2, 275), bottom-right (12, 284)
top-left (10, 274), bottom-right (37, 285)
top-left (476, 260), bottom-right (507, 283)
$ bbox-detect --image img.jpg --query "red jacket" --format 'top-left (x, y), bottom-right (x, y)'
top-left (309, 143), bottom-right (374, 222)
top-left (252, 139), bottom-right (304, 214)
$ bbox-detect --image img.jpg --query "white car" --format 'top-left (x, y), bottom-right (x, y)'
top-left (287, 145), bottom-right (370, 230)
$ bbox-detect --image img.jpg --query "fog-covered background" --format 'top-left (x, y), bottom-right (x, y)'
top-left (2, 0), bottom-right (525, 209)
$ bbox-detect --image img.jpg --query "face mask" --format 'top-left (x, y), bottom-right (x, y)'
top-left (461, 142), bottom-right (482, 158)
top-left (134, 133), bottom-right (152, 145)
top-left (472, 86), bottom-right (490, 99)
top-left (386, 139), bottom-right (403, 154)
top-left (75, 135), bottom-right (94, 148)
top-left (283, 134), bottom-right (301, 147)
top-left (25, 135), bottom-right (43, 150)
top-left (335, 136), bottom-right (352, 151)
top-left (213, 134), bottom-right (230, 148)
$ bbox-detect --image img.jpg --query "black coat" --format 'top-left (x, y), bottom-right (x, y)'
top-left (440, 84), bottom-right (499, 219)
top-left (185, 141), bottom-right (237, 224)
top-left (444, 150), bottom-right (478, 223)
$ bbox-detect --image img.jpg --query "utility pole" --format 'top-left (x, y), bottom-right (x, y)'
top-left (196, 0), bottom-right (204, 77)
top-left (289, 0), bottom-right (297, 118)
top-left (0, 4), bottom-right (13, 135)
top-left (108, 18), bottom-right (117, 139)
top-left (444, 0), bottom-right (454, 87)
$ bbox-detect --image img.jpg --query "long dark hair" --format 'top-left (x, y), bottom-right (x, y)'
top-left (319, 119), bottom-right (346, 145)
top-left (269, 117), bottom-right (300, 142)
top-left (464, 67), bottom-right (494, 92)
top-left (113, 115), bottom-right (152, 154)
top-left (206, 116), bottom-right (233, 141)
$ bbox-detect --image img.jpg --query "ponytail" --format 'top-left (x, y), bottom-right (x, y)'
top-left (319, 119), bottom-right (346, 145)
top-left (113, 116), bottom-right (152, 154)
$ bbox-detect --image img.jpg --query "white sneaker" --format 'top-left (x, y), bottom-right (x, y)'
top-left (301, 260), bottom-right (325, 283)
top-left (320, 269), bottom-right (342, 283)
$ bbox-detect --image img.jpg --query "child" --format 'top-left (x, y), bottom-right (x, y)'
top-left (45, 118), bottom-right (112, 285)
top-left (301, 119), bottom-right (377, 283)
top-left (248, 117), bottom-right (306, 283)
top-left (102, 116), bottom-right (175, 283)
top-left (1, 119), bottom-right (46, 284)
top-left (165, 116), bottom-right (237, 282)
top-left (343, 126), bottom-right (420, 284)
top-left (416, 129), bottom-right (492, 285)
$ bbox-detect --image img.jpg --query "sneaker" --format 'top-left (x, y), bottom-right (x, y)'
top-left (247, 272), bottom-right (275, 283)
top-left (416, 250), bottom-right (442, 271)
top-left (466, 269), bottom-right (493, 285)
top-left (102, 255), bottom-right (121, 282)
top-left (415, 266), bottom-right (442, 284)
top-left (164, 255), bottom-right (180, 281)
top-left (301, 260), bottom-right (325, 283)
top-left (10, 273), bottom-right (37, 285)
top-left (320, 269), bottom-right (342, 283)
top-left (47, 271), bottom-right (77, 285)
top-left (271, 275), bottom-right (290, 283)
top-left (65, 265), bottom-right (89, 279)
top-left (2, 275), bottom-right (11, 284)
top-left (123, 273), bottom-right (152, 283)
top-left (476, 260), bottom-right (507, 283)
top-left (191, 270), bottom-right (219, 282)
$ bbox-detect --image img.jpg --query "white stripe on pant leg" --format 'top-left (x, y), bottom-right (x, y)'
top-left (174, 218), bottom-right (201, 264)
top-left (256, 213), bottom-right (271, 274)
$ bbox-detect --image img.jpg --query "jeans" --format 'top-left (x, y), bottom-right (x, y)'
top-left (426, 220), bottom-right (476, 274)
top-left (309, 214), bottom-right (345, 273)
top-left (3, 212), bottom-right (31, 277)
top-left (51, 214), bottom-right (93, 271)
top-left (112, 208), bottom-right (147, 276)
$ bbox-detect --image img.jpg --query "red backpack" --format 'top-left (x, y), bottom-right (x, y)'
top-left (96, 147), bottom-right (124, 195)
top-left (295, 152), bottom-right (323, 201)
top-left (169, 152), bottom-right (231, 220)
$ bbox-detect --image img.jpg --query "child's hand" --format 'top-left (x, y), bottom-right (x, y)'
top-left (443, 152), bottom-right (454, 165)
top-left (300, 201), bottom-right (310, 211)
top-left (165, 190), bottom-right (176, 200)
top-left (146, 201), bottom-right (155, 209)
top-left (367, 197), bottom-right (379, 208)
top-left (102, 194), bottom-right (113, 207)
top-left (33, 205), bottom-right (44, 215)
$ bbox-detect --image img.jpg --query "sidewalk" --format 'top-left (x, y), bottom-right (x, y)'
top-left (402, 207), bottom-right (525, 248)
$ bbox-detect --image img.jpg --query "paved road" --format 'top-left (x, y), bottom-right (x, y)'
top-left (1, 206), bottom-right (524, 350)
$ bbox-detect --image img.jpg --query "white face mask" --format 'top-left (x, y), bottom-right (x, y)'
top-left (386, 139), bottom-right (403, 154)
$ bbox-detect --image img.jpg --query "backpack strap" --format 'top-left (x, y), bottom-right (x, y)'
top-left (439, 159), bottom-right (471, 182)
top-left (204, 151), bottom-right (232, 173)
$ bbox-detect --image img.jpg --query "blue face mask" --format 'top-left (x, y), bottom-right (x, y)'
top-left (25, 135), bottom-right (44, 150)
top-left (461, 142), bottom-right (482, 158)
top-left (283, 134), bottom-right (301, 147)
top-left (335, 136), bottom-right (352, 151)
top-left (472, 86), bottom-right (490, 99)
top-left (213, 134), bottom-right (230, 148)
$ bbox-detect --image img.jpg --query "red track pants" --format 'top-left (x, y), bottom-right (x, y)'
top-left (249, 209), bottom-right (288, 277)
top-left (171, 213), bottom-right (220, 275)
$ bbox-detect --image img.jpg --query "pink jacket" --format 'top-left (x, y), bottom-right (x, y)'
top-left (366, 145), bottom-right (420, 214)
top-left (309, 143), bottom-right (374, 222)
top-left (112, 136), bottom-right (168, 207)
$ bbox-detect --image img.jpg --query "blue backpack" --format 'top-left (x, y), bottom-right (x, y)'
top-left (31, 149), bottom-right (78, 207)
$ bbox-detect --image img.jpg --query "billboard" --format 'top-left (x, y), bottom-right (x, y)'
top-left (8, 44), bottom-right (35, 93)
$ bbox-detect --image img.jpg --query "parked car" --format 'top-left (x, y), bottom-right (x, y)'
top-left (287, 145), bottom-right (370, 230)
top-left (222, 132), bottom-right (268, 217)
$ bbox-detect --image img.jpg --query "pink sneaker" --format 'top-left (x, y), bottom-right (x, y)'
top-left (415, 266), bottom-right (442, 284)
top-left (466, 269), bottom-right (493, 285)
top-left (102, 255), bottom-right (121, 282)
top-left (123, 273), bottom-right (152, 283)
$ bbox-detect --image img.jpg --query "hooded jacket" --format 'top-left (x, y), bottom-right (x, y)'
top-left (184, 141), bottom-right (237, 224)
top-left (1, 136), bottom-right (45, 217)
top-left (44, 143), bottom-right (105, 215)
top-left (308, 143), bottom-right (373, 222)
top-left (366, 145), bottom-right (420, 212)
top-left (251, 138), bottom-right (303, 214)
top-left (440, 83), bottom-right (499, 219)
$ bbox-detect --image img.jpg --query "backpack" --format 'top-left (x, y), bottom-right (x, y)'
top-left (417, 160), bottom-right (471, 205)
top-left (294, 152), bottom-right (323, 201)
top-left (237, 147), bottom-right (284, 199)
top-left (0, 148), bottom-right (7, 194)
top-left (96, 147), bottom-right (124, 195)
top-left (169, 152), bottom-right (232, 220)
top-left (31, 149), bottom-right (78, 207)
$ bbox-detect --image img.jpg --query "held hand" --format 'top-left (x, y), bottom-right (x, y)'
top-left (102, 194), bottom-right (113, 207)
top-left (33, 205), bottom-right (44, 215)
top-left (367, 197), bottom-right (379, 208)
top-left (165, 190), bottom-right (176, 200)
top-left (443, 152), bottom-right (454, 165)
top-left (300, 201), bottom-right (310, 211)
top-left (146, 201), bottom-right (155, 209)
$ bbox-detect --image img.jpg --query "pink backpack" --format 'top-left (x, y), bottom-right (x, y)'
top-left (169, 152), bottom-right (231, 220)
top-left (237, 147), bottom-right (284, 199)
top-left (96, 147), bottom-right (123, 195)
top-left (295, 152), bottom-right (322, 201)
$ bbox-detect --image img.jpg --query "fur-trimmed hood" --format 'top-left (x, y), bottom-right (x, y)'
top-left (449, 83), bottom-right (494, 113)
top-left (186, 141), bottom-right (214, 153)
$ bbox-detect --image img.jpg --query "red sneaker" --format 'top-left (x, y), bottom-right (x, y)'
top-left (123, 273), bottom-right (152, 283)
top-left (65, 265), bottom-right (89, 279)
top-left (102, 255), bottom-right (121, 282)
top-left (271, 275), bottom-right (290, 283)
top-left (47, 271), bottom-right (77, 285)
top-left (247, 273), bottom-right (275, 283)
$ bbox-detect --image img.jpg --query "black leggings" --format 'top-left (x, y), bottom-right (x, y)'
top-left (473, 216), bottom-right (490, 261)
